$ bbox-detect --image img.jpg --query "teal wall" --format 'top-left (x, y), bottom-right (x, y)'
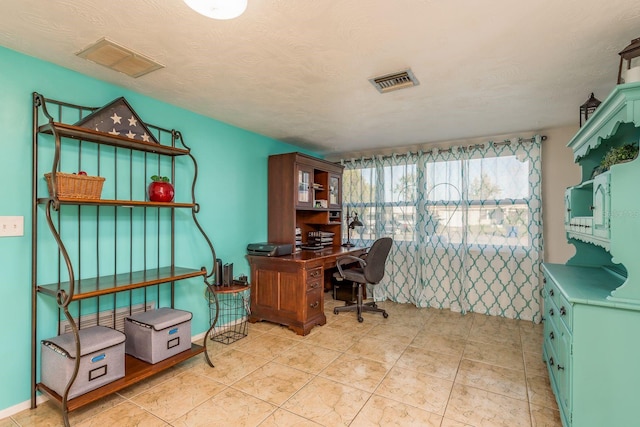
top-left (0, 45), bottom-right (312, 412)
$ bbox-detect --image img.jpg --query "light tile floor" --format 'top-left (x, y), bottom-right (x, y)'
top-left (2, 298), bottom-right (562, 427)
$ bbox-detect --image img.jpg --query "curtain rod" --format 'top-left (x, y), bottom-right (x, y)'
top-left (340, 135), bottom-right (547, 163)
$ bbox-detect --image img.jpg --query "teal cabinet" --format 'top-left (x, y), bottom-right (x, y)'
top-left (544, 82), bottom-right (640, 426)
top-left (543, 264), bottom-right (640, 427)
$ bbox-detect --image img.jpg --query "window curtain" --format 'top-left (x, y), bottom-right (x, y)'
top-left (342, 135), bottom-right (543, 322)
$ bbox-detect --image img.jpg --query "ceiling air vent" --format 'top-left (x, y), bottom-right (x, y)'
top-left (76, 38), bottom-right (164, 78)
top-left (369, 69), bottom-right (419, 93)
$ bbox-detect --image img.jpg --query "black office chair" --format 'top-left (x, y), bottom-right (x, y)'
top-left (333, 237), bottom-right (392, 322)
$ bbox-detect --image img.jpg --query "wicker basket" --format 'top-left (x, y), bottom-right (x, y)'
top-left (45, 172), bottom-right (105, 199)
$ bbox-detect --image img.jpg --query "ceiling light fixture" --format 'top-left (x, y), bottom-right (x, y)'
top-left (183, 0), bottom-right (248, 20)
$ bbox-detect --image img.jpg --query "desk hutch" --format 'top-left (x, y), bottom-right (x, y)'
top-left (31, 93), bottom-right (218, 426)
top-left (542, 82), bottom-right (640, 426)
top-left (248, 153), bottom-right (365, 335)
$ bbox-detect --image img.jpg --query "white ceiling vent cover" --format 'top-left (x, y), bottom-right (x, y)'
top-left (369, 69), bottom-right (420, 93)
top-left (76, 38), bottom-right (164, 78)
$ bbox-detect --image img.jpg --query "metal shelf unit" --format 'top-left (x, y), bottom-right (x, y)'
top-left (31, 93), bottom-right (219, 426)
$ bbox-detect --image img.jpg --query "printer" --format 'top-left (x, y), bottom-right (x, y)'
top-left (247, 242), bottom-right (293, 257)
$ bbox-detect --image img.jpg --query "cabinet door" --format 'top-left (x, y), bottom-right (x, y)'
top-left (329, 173), bottom-right (341, 208)
top-left (564, 188), bottom-right (572, 227)
top-left (592, 172), bottom-right (610, 238)
top-left (555, 326), bottom-right (572, 420)
top-left (296, 164), bottom-right (313, 208)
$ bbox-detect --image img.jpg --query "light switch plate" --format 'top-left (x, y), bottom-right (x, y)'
top-left (0, 216), bottom-right (24, 237)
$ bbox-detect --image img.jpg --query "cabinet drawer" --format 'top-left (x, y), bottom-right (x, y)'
top-left (544, 334), bottom-right (572, 427)
top-left (544, 275), bottom-right (573, 332)
top-left (555, 290), bottom-right (573, 332)
top-left (543, 276), bottom-right (572, 425)
top-left (551, 326), bottom-right (571, 423)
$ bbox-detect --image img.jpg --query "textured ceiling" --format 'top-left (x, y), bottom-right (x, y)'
top-left (1, 0), bottom-right (640, 156)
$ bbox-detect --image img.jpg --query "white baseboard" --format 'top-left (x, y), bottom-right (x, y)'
top-left (192, 331), bottom-right (206, 342)
top-left (0, 394), bottom-right (48, 420)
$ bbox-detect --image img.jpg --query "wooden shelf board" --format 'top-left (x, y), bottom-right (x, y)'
top-left (37, 266), bottom-right (206, 300)
top-left (37, 197), bottom-right (195, 208)
top-left (212, 284), bottom-right (250, 294)
top-left (38, 344), bottom-right (205, 412)
top-left (39, 122), bottom-right (189, 156)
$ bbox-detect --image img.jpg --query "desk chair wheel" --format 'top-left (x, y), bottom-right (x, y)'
top-left (333, 308), bottom-right (339, 315)
top-left (383, 312), bottom-right (389, 318)
top-left (358, 316), bottom-right (363, 323)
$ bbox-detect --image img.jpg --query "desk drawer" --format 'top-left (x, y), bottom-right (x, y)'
top-left (306, 267), bottom-right (323, 292)
top-left (306, 267), bottom-right (323, 281)
top-left (306, 277), bottom-right (322, 292)
top-left (305, 288), bottom-right (323, 319)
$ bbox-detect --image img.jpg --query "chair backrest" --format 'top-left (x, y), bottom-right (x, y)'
top-left (363, 237), bottom-right (393, 284)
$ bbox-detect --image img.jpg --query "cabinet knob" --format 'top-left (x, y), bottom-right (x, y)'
top-left (310, 301), bottom-right (319, 309)
top-left (310, 270), bottom-right (321, 278)
top-left (549, 308), bottom-right (554, 316)
top-left (549, 357), bottom-right (555, 366)
top-left (309, 282), bottom-right (319, 289)
top-left (549, 331), bottom-right (554, 340)
top-left (543, 278), bottom-right (547, 284)
top-left (566, 208), bottom-right (571, 212)
top-left (560, 306), bottom-right (567, 316)
top-left (549, 289), bottom-right (554, 296)
top-left (557, 364), bottom-right (565, 371)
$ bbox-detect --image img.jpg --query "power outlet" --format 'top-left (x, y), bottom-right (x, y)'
top-left (0, 216), bottom-right (24, 237)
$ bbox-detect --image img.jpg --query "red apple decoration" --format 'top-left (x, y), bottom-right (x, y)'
top-left (77, 171), bottom-right (87, 176)
top-left (148, 175), bottom-right (174, 202)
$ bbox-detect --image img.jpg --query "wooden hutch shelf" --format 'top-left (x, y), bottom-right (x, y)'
top-left (249, 152), bottom-right (352, 336)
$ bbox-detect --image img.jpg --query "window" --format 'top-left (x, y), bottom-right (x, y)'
top-left (344, 154), bottom-right (535, 248)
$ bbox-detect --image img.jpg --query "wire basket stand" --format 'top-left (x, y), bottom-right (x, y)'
top-left (206, 284), bottom-right (250, 344)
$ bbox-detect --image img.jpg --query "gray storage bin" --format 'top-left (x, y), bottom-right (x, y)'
top-left (41, 326), bottom-right (125, 399)
top-left (124, 307), bottom-right (192, 364)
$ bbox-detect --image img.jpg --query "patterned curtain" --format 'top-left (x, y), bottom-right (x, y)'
top-left (342, 136), bottom-right (543, 322)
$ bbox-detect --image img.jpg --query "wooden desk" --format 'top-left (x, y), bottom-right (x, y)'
top-left (248, 246), bottom-right (367, 335)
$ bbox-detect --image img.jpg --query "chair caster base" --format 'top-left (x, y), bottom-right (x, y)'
top-left (383, 312), bottom-right (389, 318)
top-left (358, 316), bottom-right (363, 322)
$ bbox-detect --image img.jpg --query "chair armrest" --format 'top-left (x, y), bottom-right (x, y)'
top-left (335, 255), bottom-right (367, 278)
